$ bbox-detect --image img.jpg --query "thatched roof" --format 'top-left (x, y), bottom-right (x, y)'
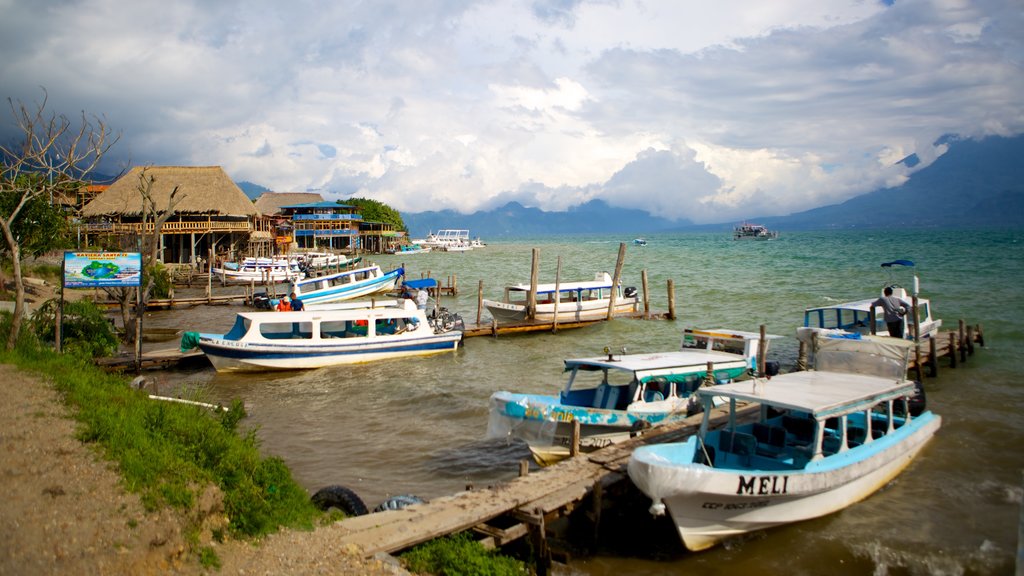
top-left (254, 192), bottom-right (324, 216)
top-left (81, 166), bottom-right (258, 217)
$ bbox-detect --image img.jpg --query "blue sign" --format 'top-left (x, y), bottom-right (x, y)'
top-left (64, 252), bottom-right (142, 288)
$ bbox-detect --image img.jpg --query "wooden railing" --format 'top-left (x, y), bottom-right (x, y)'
top-left (81, 221), bottom-right (252, 234)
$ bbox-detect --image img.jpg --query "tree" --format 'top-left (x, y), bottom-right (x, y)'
top-left (0, 89), bottom-right (118, 349)
top-left (344, 197), bottom-right (406, 231)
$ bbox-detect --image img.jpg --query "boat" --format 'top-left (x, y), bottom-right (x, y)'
top-left (283, 265), bottom-right (404, 307)
top-left (486, 329), bottom-right (779, 466)
top-left (294, 251), bottom-right (358, 270)
top-left (188, 298), bottom-right (463, 372)
top-left (211, 257), bottom-right (304, 284)
top-left (420, 229), bottom-right (474, 251)
top-left (391, 244), bottom-right (431, 255)
top-left (628, 331), bottom-right (940, 552)
top-left (802, 260), bottom-right (942, 341)
top-left (733, 222), bottom-right (778, 240)
top-left (633, 238), bottom-right (648, 246)
top-left (482, 272), bottom-right (639, 324)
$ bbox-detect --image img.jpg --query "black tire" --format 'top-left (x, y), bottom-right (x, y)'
top-left (311, 485), bottom-right (368, 517)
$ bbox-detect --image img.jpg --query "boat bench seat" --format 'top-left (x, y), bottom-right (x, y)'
top-left (593, 384), bottom-right (620, 410)
top-left (718, 430), bottom-right (757, 456)
top-left (752, 423), bottom-right (786, 455)
top-left (782, 415), bottom-right (815, 446)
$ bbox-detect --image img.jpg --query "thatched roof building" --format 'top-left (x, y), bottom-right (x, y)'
top-left (82, 166), bottom-right (258, 217)
top-left (254, 192), bottom-right (324, 216)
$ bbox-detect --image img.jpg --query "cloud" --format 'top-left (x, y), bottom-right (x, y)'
top-left (0, 0), bottom-right (1020, 224)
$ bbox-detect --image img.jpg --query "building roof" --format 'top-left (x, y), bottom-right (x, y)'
top-left (254, 192), bottom-right (325, 216)
top-left (81, 166), bottom-right (258, 217)
top-left (282, 201), bottom-right (357, 210)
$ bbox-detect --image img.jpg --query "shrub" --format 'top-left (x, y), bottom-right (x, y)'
top-left (28, 298), bottom-right (118, 358)
top-left (401, 532), bottom-right (528, 576)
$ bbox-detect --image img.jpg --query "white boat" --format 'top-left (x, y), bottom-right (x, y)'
top-left (212, 257), bottom-right (305, 284)
top-left (294, 251), bottom-right (358, 269)
top-left (190, 299), bottom-right (462, 372)
top-left (420, 229), bottom-right (474, 251)
top-left (802, 260), bottom-right (942, 341)
top-left (634, 238), bottom-right (648, 246)
top-left (286, 265), bottom-right (404, 307)
top-left (487, 329), bottom-right (779, 466)
top-left (482, 272), bottom-right (639, 324)
top-left (733, 222), bottom-right (778, 240)
top-left (628, 332), bottom-right (940, 552)
top-left (391, 244), bottom-right (431, 255)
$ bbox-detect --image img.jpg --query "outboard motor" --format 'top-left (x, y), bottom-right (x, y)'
top-left (765, 361), bottom-right (781, 377)
top-left (252, 292), bottom-right (273, 310)
top-left (624, 286), bottom-right (638, 298)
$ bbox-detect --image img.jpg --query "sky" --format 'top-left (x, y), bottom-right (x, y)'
top-left (1, 0), bottom-right (1022, 224)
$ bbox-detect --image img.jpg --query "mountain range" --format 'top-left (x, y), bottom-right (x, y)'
top-left (402, 134), bottom-right (1024, 237)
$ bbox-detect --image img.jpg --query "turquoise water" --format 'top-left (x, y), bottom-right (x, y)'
top-left (153, 228), bottom-right (1024, 574)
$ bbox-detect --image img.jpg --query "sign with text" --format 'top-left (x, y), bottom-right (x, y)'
top-left (63, 252), bottom-right (142, 288)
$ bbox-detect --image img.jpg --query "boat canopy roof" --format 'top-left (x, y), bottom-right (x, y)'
top-left (507, 273), bottom-right (615, 294)
top-left (403, 278), bottom-right (438, 289)
top-left (700, 370), bottom-right (916, 419)
top-left (684, 328), bottom-right (783, 342)
top-left (564, 350), bottom-right (746, 376)
top-left (235, 299), bottom-right (419, 322)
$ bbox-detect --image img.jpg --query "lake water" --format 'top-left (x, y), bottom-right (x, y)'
top-left (143, 229), bottom-right (1023, 575)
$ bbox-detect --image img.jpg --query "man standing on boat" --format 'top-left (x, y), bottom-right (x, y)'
top-left (872, 286), bottom-right (913, 338)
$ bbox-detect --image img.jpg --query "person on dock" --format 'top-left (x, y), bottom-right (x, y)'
top-left (276, 296), bottom-right (292, 312)
top-left (872, 286), bottom-right (912, 338)
top-left (289, 292), bottom-right (304, 311)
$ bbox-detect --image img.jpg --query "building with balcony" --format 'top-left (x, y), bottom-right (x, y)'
top-left (281, 201), bottom-right (362, 252)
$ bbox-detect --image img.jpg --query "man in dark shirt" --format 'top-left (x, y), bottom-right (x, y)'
top-left (289, 292), bottom-right (304, 312)
top-left (871, 286), bottom-right (912, 338)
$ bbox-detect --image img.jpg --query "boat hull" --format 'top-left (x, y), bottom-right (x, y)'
top-left (291, 267), bottom-right (403, 306)
top-left (198, 332), bottom-right (461, 372)
top-left (628, 412), bottom-right (941, 551)
top-left (482, 297), bottom-right (639, 323)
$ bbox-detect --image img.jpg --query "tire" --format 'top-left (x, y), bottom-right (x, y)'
top-left (311, 485), bottom-right (368, 517)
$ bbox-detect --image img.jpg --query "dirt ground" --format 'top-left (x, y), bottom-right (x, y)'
top-left (1, 274), bottom-right (410, 575)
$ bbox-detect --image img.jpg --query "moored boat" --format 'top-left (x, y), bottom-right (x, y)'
top-left (211, 257), bottom-right (305, 284)
top-left (284, 265), bottom-right (404, 307)
top-left (188, 299), bottom-right (462, 372)
top-left (482, 272), bottom-right (639, 324)
top-left (802, 260), bottom-right (942, 341)
top-left (487, 329), bottom-right (778, 466)
top-left (628, 332), bottom-right (940, 551)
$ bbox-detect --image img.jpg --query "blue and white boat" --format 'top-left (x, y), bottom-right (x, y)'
top-left (482, 272), bottom-right (640, 324)
top-left (191, 299), bottom-right (462, 372)
top-left (287, 264), bottom-right (404, 307)
top-left (628, 332), bottom-right (940, 552)
top-left (487, 329), bottom-right (778, 466)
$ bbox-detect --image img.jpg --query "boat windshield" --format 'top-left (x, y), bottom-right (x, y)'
top-left (567, 366), bottom-right (634, 391)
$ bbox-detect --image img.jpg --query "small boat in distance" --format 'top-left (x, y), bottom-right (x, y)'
top-left (188, 299), bottom-right (463, 372)
top-left (733, 222), bottom-right (778, 240)
top-left (419, 229), bottom-right (476, 251)
top-left (633, 238), bottom-right (648, 246)
top-left (482, 272), bottom-right (639, 324)
top-left (628, 332), bottom-right (940, 552)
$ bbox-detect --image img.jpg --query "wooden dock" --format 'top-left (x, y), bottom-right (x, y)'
top-left (95, 348), bottom-right (207, 372)
top-left (320, 403), bottom-right (757, 569)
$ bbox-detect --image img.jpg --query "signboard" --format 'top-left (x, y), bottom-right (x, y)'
top-left (63, 252), bottom-right (142, 288)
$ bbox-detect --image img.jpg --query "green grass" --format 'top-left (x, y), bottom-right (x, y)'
top-left (0, 334), bottom-right (321, 542)
top-left (400, 532), bottom-right (529, 576)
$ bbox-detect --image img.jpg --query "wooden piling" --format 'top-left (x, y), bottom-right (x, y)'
top-left (667, 279), bottom-right (676, 320)
top-left (976, 323), bottom-right (985, 347)
top-left (949, 332), bottom-right (958, 368)
top-left (797, 339), bottom-right (808, 371)
top-left (570, 420), bottom-right (581, 458)
top-left (519, 460), bottom-right (530, 478)
top-left (967, 325), bottom-right (975, 355)
top-left (606, 243), bottom-right (627, 321)
top-left (476, 280), bottom-right (484, 326)
top-left (929, 337), bottom-right (939, 378)
top-left (757, 324), bottom-right (767, 377)
top-left (959, 319), bottom-right (968, 363)
top-left (552, 257), bottom-right (562, 333)
top-left (528, 249), bottom-right (540, 321)
top-left (641, 269), bottom-right (650, 319)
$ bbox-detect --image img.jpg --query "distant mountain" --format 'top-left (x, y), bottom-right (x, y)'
top-left (402, 200), bottom-right (683, 239)
top-left (237, 181), bottom-right (270, 200)
top-left (755, 134), bottom-right (1024, 230)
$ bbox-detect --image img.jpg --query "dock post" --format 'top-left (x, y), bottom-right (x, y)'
top-left (959, 319), bottom-right (968, 363)
top-left (570, 420), bottom-right (581, 458)
top-left (966, 325), bottom-right (975, 355)
top-left (929, 337), bottom-right (939, 378)
top-left (519, 460), bottom-right (530, 477)
top-left (552, 256), bottom-right (562, 333)
top-left (530, 510), bottom-right (551, 576)
top-left (641, 269), bottom-right (650, 319)
top-left (476, 280), bottom-right (484, 326)
top-left (869, 309), bottom-right (877, 335)
top-left (976, 323), bottom-right (985, 347)
top-left (452, 274), bottom-right (457, 296)
top-left (667, 279), bottom-right (676, 320)
top-left (949, 332), bottom-right (958, 368)
top-left (704, 361), bottom-right (716, 386)
top-left (797, 340), bottom-right (808, 371)
top-left (528, 249), bottom-right (540, 321)
top-left (757, 325), bottom-right (767, 377)
top-left (606, 243), bottom-right (627, 321)
top-left (590, 479), bottom-right (603, 546)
